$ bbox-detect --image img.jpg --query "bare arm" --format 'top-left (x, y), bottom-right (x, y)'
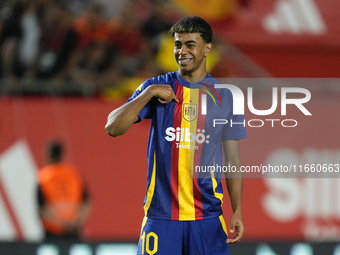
top-left (105, 85), bottom-right (178, 137)
top-left (39, 205), bottom-right (70, 227)
top-left (65, 199), bottom-right (92, 234)
top-left (223, 139), bottom-right (245, 244)
top-left (39, 200), bottom-right (92, 234)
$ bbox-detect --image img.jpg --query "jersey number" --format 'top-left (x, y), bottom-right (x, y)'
top-left (140, 231), bottom-right (158, 254)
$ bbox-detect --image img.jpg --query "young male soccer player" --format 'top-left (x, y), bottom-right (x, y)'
top-left (105, 16), bottom-right (246, 255)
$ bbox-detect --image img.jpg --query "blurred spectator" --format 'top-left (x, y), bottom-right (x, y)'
top-left (0, 0), bottom-right (47, 81)
top-left (141, 0), bottom-right (173, 54)
top-left (71, 41), bottom-right (119, 91)
top-left (0, 1), bottom-right (25, 82)
top-left (136, 55), bottom-right (163, 80)
top-left (65, 0), bottom-right (89, 16)
top-left (109, 1), bottom-right (148, 77)
top-left (0, 0), bottom-right (232, 97)
top-left (92, 0), bottom-right (130, 19)
top-left (17, 0), bottom-right (41, 78)
top-left (35, 3), bottom-right (78, 80)
top-left (98, 1), bottom-right (168, 98)
top-left (37, 140), bottom-right (92, 240)
top-left (73, 3), bottom-right (112, 48)
top-left (72, 3), bottom-right (118, 91)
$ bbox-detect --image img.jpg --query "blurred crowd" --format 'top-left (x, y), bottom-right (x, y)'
top-left (0, 0), bottom-right (178, 97)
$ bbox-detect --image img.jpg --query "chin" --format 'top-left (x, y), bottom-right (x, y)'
top-left (179, 66), bottom-right (193, 73)
top-left (179, 69), bottom-right (191, 75)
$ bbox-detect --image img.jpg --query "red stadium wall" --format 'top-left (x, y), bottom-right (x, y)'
top-left (216, 0), bottom-right (340, 78)
top-left (0, 96), bottom-right (339, 242)
top-left (228, 38), bottom-right (340, 78)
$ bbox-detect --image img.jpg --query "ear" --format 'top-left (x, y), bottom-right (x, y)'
top-left (204, 43), bottom-right (213, 57)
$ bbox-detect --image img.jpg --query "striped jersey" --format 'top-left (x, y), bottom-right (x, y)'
top-left (127, 71), bottom-right (247, 221)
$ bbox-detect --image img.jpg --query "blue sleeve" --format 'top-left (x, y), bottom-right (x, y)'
top-left (222, 89), bottom-right (247, 140)
top-left (126, 79), bottom-right (154, 122)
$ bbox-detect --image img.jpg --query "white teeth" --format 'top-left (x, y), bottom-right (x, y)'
top-left (179, 59), bottom-right (192, 64)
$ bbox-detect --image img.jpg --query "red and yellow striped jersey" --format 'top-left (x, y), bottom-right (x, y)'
top-left (127, 71), bottom-right (247, 221)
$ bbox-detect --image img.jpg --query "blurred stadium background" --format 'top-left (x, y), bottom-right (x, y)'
top-left (0, 0), bottom-right (340, 254)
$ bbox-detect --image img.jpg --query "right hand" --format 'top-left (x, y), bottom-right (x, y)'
top-left (149, 85), bottom-right (179, 104)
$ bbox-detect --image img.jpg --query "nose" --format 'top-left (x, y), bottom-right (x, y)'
top-left (179, 45), bottom-right (187, 55)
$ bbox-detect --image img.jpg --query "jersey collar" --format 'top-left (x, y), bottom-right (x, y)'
top-left (175, 71), bottom-right (212, 88)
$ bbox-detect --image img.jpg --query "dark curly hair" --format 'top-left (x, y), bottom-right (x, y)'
top-left (168, 16), bottom-right (213, 43)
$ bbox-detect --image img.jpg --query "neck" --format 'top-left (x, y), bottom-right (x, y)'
top-left (49, 159), bottom-right (60, 164)
top-left (179, 68), bottom-right (208, 82)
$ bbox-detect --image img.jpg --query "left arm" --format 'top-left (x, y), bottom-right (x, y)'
top-left (223, 139), bottom-right (245, 244)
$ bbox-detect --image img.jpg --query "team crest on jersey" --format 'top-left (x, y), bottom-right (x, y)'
top-left (183, 103), bottom-right (197, 122)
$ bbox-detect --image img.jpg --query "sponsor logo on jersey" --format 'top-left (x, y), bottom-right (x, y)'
top-left (165, 127), bottom-right (210, 150)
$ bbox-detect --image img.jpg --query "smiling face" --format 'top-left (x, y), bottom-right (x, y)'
top-left (174, 32), bottom-right (212, 78)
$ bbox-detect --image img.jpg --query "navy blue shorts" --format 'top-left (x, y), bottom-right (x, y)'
top-left (136, 215), bottom-right (230, 255)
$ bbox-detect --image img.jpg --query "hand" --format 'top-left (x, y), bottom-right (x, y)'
top-left (63, 220), bottom-right (78, 234)
top-left (226, 212), bottom-right (245, 244)
top-left (149, 85), bottom-right (179, 104)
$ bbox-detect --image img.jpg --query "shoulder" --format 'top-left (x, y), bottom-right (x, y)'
top-left (152, 72), bottom-right (177, 83)
top-left (208, 76), bottom-right (233, 98)
top-left (38, 165), bottom-right (54, 183)
top-left (145, 72), bottom-right (177, 86)
top-left (39, 163), bottom-right (78, 176)
top-left (203, 75), bottom-right (232, 98)
top-left (203, 75), bottom-right (234, 110)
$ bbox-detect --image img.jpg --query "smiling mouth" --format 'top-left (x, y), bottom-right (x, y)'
top-left (178, 58), bottom-right (193, 64)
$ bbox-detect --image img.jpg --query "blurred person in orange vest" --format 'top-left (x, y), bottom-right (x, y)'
top-left (37, 140), bottom-right (91, 240)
